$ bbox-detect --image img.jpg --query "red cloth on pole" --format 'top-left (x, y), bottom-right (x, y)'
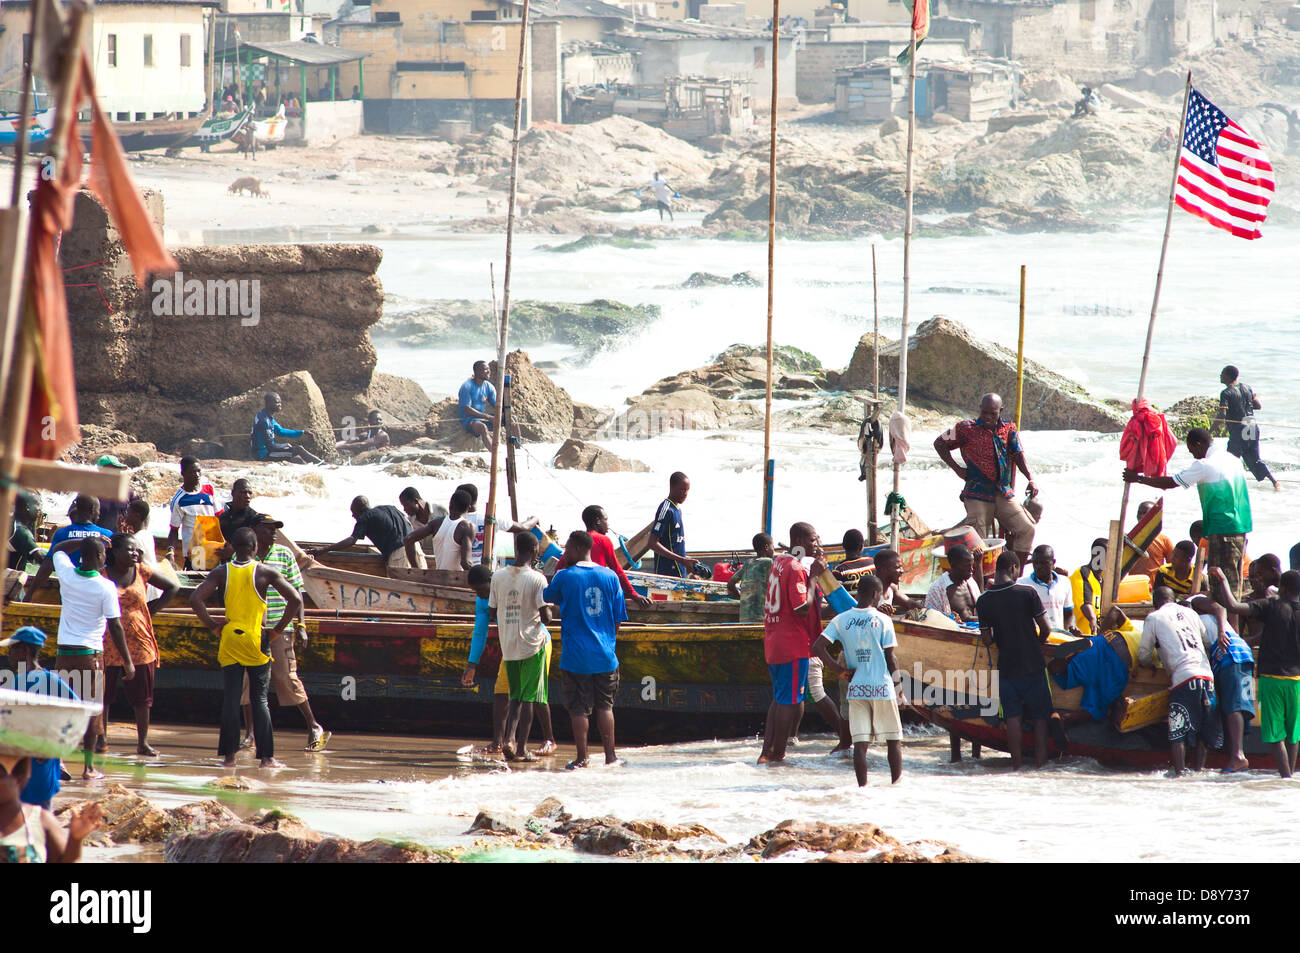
top-left (1119, 398), bottom-right (1177, 477)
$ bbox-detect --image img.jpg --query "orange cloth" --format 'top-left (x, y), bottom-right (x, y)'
top-left (23, 51), bottom-right (176, 459)
top-left (103, 564), bottom-right (160, 668)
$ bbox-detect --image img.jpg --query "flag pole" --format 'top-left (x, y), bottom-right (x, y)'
top-left (1014, 264), bottom-right (1026, 430)
top-left (889, 26), bottom-right (917, 551)
top-left (483, 0), bottom-right (531, 569)
top-left (761, 0), bottom-right (780, 536)
top-left (1109, 70), bottom-right (1193, 603)
top-left (867, 242), bottom-right (880, 543)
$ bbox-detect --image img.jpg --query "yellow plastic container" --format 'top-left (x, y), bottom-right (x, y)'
top-left (1116, 573), bottom-right (1151, 604)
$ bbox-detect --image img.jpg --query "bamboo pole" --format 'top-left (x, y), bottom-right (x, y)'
top-left (761, 0), bottom-right (780, 536)
top-left (889, 29), bottom-right (917, 551)
top-left (205, 9), bottom-right (217, 118)
top-left (865, 243), bottom-right (880, 542)
top-left (482, 0), bottom-right (530, 569)
top-left (1109, 71), bottom-right (1193, 604)
top-left (1014, 264), bottom-right (1026, 430)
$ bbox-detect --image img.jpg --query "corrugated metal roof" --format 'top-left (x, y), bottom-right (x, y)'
top-left (235, 39), bottom-right (371, 65)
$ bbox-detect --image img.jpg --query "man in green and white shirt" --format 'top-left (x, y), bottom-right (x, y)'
top-left (1125, 427), bottom-right (1251, 603)
top-left (245, 514), bottom-right (330, 752)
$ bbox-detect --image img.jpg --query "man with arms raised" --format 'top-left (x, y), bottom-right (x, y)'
top-left (543, 531), bottom-right (626, 769)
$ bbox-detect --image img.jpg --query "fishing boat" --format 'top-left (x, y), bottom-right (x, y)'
top-left (0, 108), bottom-right (54, 148)
top-left (252, 106), bottom-right (288, 148)
top-left (82, 114), bottom-right (205, 153)
top-left (893, 616), bottom-right (1272, 770)
top-left (0, 602), bottom-right (765, 741)
top-left (184, 106), bottom-right (253, 150)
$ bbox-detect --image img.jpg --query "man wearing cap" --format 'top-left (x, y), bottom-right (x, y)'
top-left (1, 626), bottom-right (78, 809)
top-left (93, 455), bottom-right (139, 534)
top-left (241, 514), bottom-right (329, 752)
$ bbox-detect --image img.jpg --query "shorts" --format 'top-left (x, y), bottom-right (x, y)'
top-left (807, 655), bottom-right (827, 704)
top-left (505, 645), bottom-right (550, 704)
top-left (999, 671), bottom-right (1052, 721)
top-left (460, 418), bottom-right (492, 435)
top-left (1206, 534), bottom-right (1246, 599)
top-left (562, 669), bottom-right (619, 716)
top-left (769, 659), bottom-right (809, 706)
top-left (848, 697), bottom-right (902, 743)
top-left (1168, 677), bottom-right (1223, 749)
top-left (105, 661), bottom-right (155, 711)
top-left (1214, 660), bottom-right (1256, 719)
top-left (1258, 675), bottom-right (1300, 745)
top-left (240, 632), bottom-right (309, 707)
top-left (54, 650), bottom-right (104, 745)
top-left (264, 446), bottom-right (295, 460)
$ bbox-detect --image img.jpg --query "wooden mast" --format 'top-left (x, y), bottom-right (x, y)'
top-left (866, 243), bottom-right (880, 543)
top-left (889, 27), bottom-right (917, 550)
top-left (482, 0), bottom-right (531, 568)
top-left (760, 0), bottom-right (780, 536)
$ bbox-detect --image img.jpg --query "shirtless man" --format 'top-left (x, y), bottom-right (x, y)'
top-left (872, 549), bottom-right (923, 615)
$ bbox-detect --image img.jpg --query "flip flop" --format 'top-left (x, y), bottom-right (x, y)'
top-left (1220, 767), bottom-right (1248, 774)
top-left (565, 758), bottom-right (589, 770)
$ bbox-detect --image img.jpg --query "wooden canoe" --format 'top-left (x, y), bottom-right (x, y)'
top-left (1, 601), bottom-right (768, 742)
top-left (892, 615), bottom-right (1269, 770)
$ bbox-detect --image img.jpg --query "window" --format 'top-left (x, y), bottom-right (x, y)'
top-left (754, 45), bottom-right (765, 68)
top-left (180, 34), bottom-right (191, 67)
top-left (143, 34), bottom-right (153, 67)
top-left (396, 60), bottom-right (466, 71)
top-left (107, 33), bottom-right (117, 66)
top-left (22, 33), bottom-right (31, 68)
top-left (470, 9), bottom-right (497, 19)
top-left (375, 10), bottom-right (400, 21)
top-left (116, 111), bottom-right (129, 122)
top-left (134, 112), bottom-right (145, 121)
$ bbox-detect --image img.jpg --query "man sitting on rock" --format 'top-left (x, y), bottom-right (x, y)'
top-left (251, 392), bottom-right (323, 465)
top-left (335, 409), bottom-right (391, 455)
top-left (457, 361), bottom-right (520, 453)
top-left (934, 393), bottom-right (1039, 566)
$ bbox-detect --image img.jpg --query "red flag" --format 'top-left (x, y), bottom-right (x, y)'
top-left (1119, 398), bottom-right (1177, 477)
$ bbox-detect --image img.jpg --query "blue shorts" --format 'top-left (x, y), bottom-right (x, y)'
top-left (460, 417), bottom-right (492, 434)
top-left (1169, 678), bottom-right (1222, 749)
top-left (1000, 671), bottom-right (1052, 721)
top-left (769, 659), bottom-right (809, 706)
top-left (1214, 660), bottom-right (1256, 720)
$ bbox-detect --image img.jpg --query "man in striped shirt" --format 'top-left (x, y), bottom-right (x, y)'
top-left (243, 514), bottom-right (330, 752)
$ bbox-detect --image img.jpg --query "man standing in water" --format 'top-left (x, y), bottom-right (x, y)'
top-left (191, 527), bottom-right (302, 768)
top-left (1125, 427), bottom-right (1251, 608)
top-left (544, 531), bottom-right (626, 770)
top-left (1213, 365), bottom-right (1278, 491)
top-left (759, 522), bottom-right (829, 764)
top-left (934, 393), bottom-right (1039, 564)
top-left (1138, 586), bottom-right (1220, 775)
top-left (639, 170), bottom-right (676, 222)
top-left (649, 472), bottom-right (703, 578)
top-left (976, 552), bottom-right (1053, 770)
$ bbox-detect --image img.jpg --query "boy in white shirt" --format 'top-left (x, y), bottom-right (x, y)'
top-left (813, 573), bottom-right (904, 786)
top-left (489, 532), bottom-right (553, 762)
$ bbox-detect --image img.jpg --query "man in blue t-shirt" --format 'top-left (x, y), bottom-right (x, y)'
top-left (2, 626), bottom-right (78, 809)
top-left (251, 392), bottom-right (323, 464)
top-left (457, 361), bottom-right (522, 452)
top-left (543, 530), bottom-right (627, 770)
top-left (650, 471), bottom-right (702, 578)
top-left (37, 495), bottom-right (112, 572)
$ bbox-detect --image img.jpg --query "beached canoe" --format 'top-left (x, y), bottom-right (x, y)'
top-left (1, 602), bottom-right (768, 741)
top-left (892, 615), bottom-right (1267, 770)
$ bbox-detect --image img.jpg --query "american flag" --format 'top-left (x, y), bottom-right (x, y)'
top-left (1176, 88), bottom-right (1274, 240)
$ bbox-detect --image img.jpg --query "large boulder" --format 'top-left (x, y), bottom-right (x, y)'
top-left (620, 386), bottom-right (761, 434)
top-left (839, 333), bottom-right (894, 391)
top-left (874, 316), bottom-right (1125, 431)
top-left (553, 437), bottom-right (650, 473)
top-left (321, 372), bottom-right (435, 447)
top-left (211, 371), bottom-right (338, 460)
top-left (490, 350), bottom-right (575, 442)
top-left (164, 808), bottom-right (444, 863)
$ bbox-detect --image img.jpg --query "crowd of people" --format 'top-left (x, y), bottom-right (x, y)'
top-left (2, 366), bottom-right (1297, 862)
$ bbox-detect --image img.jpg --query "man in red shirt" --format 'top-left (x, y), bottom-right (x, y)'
top-left (554, 506), bottom-right (652, 608)
top-left (759, 521), bottom-right (829, 764)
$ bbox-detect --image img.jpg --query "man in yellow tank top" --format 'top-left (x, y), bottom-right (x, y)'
top-left (191, 527), bottom-right (302, 767)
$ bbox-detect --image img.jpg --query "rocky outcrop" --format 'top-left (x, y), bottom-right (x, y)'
top-left (164, 808), bottom-right (445, 863)
top-left (682, 271), bottom-right (761, 288)
top-left (1164, 395), bottom-right (1220, 438)
top-left (869, 317), bottom-right (1126, 432)
top-left (840, 333), bottom-right (893, 392)
top-left (553, 437), bottom-right (650, 473)
top-left (372, 297), bottom-right (660, 358)
top-left (63, 189), bottom-right (427, 454)
top-left (55, 783), bottom-right (240, 845)
top-left (743, 819), bottom-right (981, 863)
top-left (213, 371), bottom-right (338, 461)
